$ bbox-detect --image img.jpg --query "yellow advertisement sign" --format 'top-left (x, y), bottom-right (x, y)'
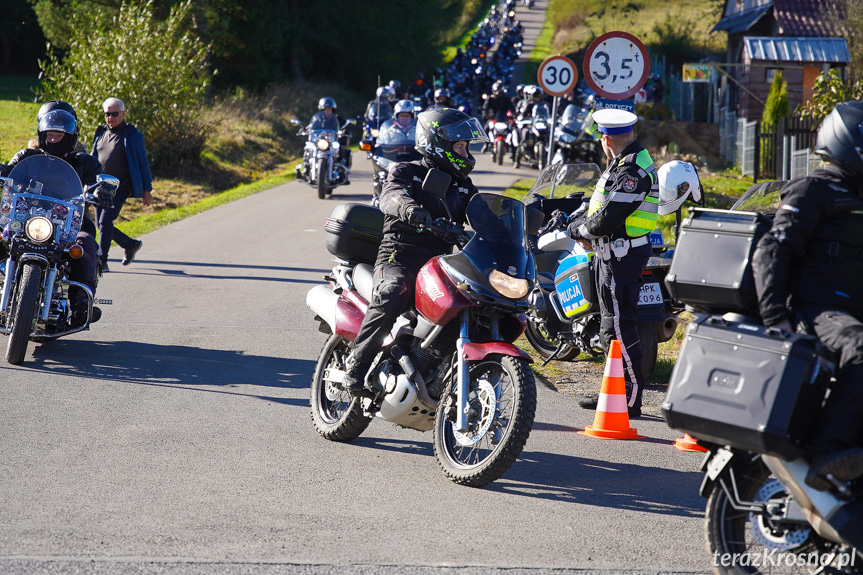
top-left (682, 64), bottom-right (711, 83)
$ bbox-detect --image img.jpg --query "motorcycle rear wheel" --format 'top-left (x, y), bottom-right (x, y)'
top-left (433, 355), bottom-right (536, 487)
top-left (637, 321), bottom-right (658, 381)
top-left (524, 320), bottom-right (581, 361)
top-left (316, 158), bottom-right (328, 200)
top-left (310, 334), bottom-right (372, 441)
top-left (704, 455), bottom-right (841, 575)
top-left (6, 262), bottom-right (40, 365)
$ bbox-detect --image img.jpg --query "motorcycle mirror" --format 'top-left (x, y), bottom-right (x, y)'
top-left (526, 207), bottom-right (545, 235)
top-left (290, 119), bottom-right (302, 126)
top-left (96, 174), bottom-right (120, 192)
top-left (422, 169), bottom-right (451, 199)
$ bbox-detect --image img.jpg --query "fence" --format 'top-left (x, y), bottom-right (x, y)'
top-left (726, 114), bottom-right (819, 181)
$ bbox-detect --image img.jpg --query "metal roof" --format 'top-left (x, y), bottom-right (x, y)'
top-left (744, 36), bottom-right (850, 63)
top-left (774, 0), bottom-right (833, 36)
top-left (712, 4), bottom-right (772, 34)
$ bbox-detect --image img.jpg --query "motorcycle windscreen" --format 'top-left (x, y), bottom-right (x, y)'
top-left (523, 163), bottom-right (601, 200)
top-left (1, 155), bottom-right (86, 243)
top-left (730, 180), bottom-right (787, 217)
top-left (532, 102), bottom-right (550, 119)
top-left (442, 193), bottom-right (534, 288)
top-left (5, 155), bottom-right (82, 201)
top-left (374, 121), bottom-right (420, 161)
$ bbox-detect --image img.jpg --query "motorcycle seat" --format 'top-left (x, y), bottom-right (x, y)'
top-left (353, 263), bottom-right (374, 303)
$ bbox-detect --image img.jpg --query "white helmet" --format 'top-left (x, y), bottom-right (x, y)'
top-left (657, 160), bottom-right (702, 216)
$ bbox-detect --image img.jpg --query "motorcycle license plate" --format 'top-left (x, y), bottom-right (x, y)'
top-left (637, 282), bottom-right (662, 306)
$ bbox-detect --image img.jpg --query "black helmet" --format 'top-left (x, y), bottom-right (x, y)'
top-left (36, 100), bottom-right (78, 157)
top-left (318, 97), bottom-right (337, 110)
top-left (415, 108), bottom-right (488, 180)
top-left (434, 88), bottom-right (451, 103)
top-left (815, 101), bottom-right (863, 178)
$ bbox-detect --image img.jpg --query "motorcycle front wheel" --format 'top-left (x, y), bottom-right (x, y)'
top-left (6, 262), bottom-right (40, 365)
top-left (310, 334), bottom-right (372, 441)
top-left (433, 355), bottom-right (536, 487)
top-left (524, 320), bottom-right (581, 361)
top-left (704, 454), bottom-right (846, 575)
top-left (536, 141), bottom-right (547, 171)
top-left (316, 158), bottom-right (328, 199)
top-left (494, 140), bottom-right (505, 165)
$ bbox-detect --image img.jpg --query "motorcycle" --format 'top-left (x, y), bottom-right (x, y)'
top-left (550, 104), bottom-right (602, 166)
top-left (487, 113), bottom-right (514, 166)
top-left (306, 170), bottom-right (543, 487)
top-left (522, 163), bottom-right (680, 380)
top-left (663, 180), bottom-right (863, 574)
top-left (515, 102), bottom-right (551, 170)
top-left (360, 119), bottom-right (421, 205)
top-left (291, 117), bottom-right (356, 200)
top-left (0, 155), bottom-right (117, 364)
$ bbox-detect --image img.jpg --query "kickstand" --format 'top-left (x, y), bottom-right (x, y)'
top-left (542, 342), bottom-right (567, 367)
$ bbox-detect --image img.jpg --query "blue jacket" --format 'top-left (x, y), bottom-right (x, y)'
top-left (90, 123), bottom-right (153, 198)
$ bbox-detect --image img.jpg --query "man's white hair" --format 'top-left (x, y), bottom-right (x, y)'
top-left (102, 97), bottom-right (125, 111)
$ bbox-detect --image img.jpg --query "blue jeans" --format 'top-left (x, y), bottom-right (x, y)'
top-left (96, 187), bottom-right (134, 264)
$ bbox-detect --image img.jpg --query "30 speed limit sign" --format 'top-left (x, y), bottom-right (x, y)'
top-left (583, 31), bottom-right (650, 100)
top-left (537, 55), bottom-right (578, 97)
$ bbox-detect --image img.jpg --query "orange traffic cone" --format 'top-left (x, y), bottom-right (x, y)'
top-left (578, 340), bottom-right (642, 440)
top-left (674, 433), bottom-right (708, 452)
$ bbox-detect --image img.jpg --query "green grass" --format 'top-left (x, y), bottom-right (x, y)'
top-left (0, 75), bottom-right (41, 163)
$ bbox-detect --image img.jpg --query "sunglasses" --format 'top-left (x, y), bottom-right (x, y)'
top-left (104, 111), bottom-right (122, 117)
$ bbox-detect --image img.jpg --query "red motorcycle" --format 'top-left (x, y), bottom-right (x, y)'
top-left (306, 172), bottom-right (540, 487)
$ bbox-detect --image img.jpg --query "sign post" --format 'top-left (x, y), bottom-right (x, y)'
top-left (537, 55), bottom-right (578, 168)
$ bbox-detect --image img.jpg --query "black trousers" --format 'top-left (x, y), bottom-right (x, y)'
top-left (351, 260), bottom-right (419, 365)
top-left (96, 187), bottom-right (134, 264)
top-left (594, 242), bottom-right (651, 409)
top-left (798, 304), bottom-right (863, 456)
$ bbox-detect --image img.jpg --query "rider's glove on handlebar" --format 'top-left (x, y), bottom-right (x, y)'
top-left (406, 206), bottom-right (432, 229)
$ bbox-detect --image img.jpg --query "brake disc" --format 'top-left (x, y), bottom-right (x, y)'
top-left (749, 479), bottom-right (811, 551)
top-left (453, 379), bottom-right (496, 447)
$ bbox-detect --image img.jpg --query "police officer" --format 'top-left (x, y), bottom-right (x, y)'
top-left (753, 101), bottom-right (863, 491)
top-left (567, 109), bottom-right (659, 418)
top-left (342, 108), bottom-right (488, 395)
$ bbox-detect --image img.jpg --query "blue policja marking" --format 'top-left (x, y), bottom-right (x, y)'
top-left (558, 276), bottom-right (585, 314)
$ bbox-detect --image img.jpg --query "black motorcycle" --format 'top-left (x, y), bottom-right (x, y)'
top-left (550, 104), bottom-right (602, 166)
top-left (0, 155), bottom-right (117, 364)
top-left (360, 119), bottom-right (421, 205)
top-left (515, 102), bottom-right (551, 170)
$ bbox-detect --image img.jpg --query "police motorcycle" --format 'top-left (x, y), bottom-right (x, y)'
top-left (360, 115), bottom-right (421, 205)
top-left (291, 116), bottom-right (356, 200)
top-left (0, 155), bottom-right (117, 364)
top-left (515, 102), bottom-right (551, 170)
top-left (522, 162), bottom-right (700, 378)
top-left (306, 169), bottom-right (544, 487)
top-left (550, 104), bottom-right (602, 166)
top-left (662, 180), bottom-right (863, 575)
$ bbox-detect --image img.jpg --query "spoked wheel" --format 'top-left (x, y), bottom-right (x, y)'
top-left (6, 262), bottom-right (41, 365)
top-left (524, 320), bottom-right (581, 361)
top-left (309, 334), bottom-right (371, 441)
top-left (704, 455), bottom-right (847, 575)
top-left (433, 355), bottom-right (536, 487)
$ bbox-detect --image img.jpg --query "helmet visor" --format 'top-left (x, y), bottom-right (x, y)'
top-left (437, 117), bottom-right (488, 144)
top-left (38, 110), bottom-right (77, 135)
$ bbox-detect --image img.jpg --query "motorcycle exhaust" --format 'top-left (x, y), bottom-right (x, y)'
top-left (658, 314), bottom-right (678, 343)
top-left (306, 285), bottom-right (339, 333)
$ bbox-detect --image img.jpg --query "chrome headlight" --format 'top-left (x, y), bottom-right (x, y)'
top-left (488, 269), bottom-right (529, 299)
top-left (316, 138), bottom-right (330, 151)
top-left (25, 216), bottom-right (53, 243)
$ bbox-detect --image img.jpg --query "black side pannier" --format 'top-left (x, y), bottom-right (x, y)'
top-left (662, 314), bottom-right (833, 460)
top-left (324, 203), bottom-right (384, 265)
top-left (665, 208), bottom-right (772, 314)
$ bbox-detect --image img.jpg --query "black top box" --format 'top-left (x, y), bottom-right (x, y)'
top-left (324, 203), bottom-right (384, 265)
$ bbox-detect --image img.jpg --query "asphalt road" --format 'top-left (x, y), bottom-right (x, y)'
top-left (0, 141), bottom-right (713, 575)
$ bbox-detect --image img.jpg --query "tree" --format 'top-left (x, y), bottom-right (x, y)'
top-left (762, 71), bottom-right (789, 127)
top-left (38, 0), bottom-right (211, 167)
top-left (822, 0), bottom-right (863, 85)
top-left (797, 69), bottom-right (863, 124)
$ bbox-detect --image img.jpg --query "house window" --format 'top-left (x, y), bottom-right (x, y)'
top-left (766, 68), bottom-right (779, 83)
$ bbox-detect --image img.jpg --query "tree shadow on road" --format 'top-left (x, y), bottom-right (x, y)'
top-left (489, 450), bottom-right (704, 517)
top-left (23, 339), bottom-right (313, 407)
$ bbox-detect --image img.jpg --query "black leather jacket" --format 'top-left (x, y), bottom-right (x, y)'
top-left (753, 165), bottom-right (863, 325)
top-left (377, 160), bottom-right (477, 268)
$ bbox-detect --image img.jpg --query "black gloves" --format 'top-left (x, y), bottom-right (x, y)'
top-left (406, 206), bottom-right (432, 228)
top-left (93, 186), bottom-right (115, 209)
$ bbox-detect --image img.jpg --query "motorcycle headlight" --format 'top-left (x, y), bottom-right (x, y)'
top-left (488, 269), bottom-right (529, 299)
top-left (559, 133), bottom-right (575, 143)
top-left (25, 216), bottom-right (53, 243)
top-left (370, 129), bottom-right (380, 138)
top-left (316, 139), bottom-right (330, 151)
top-left (495, 122), bottom-right (508, 131)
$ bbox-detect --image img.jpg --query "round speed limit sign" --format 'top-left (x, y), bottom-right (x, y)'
top-left (583, 31), bottom-right (650, 100)
top-left (537, 55), bottom-right (578, 97)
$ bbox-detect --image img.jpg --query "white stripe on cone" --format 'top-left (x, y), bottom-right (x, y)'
top-left (603, 357), bottom-right (624, 379)
top-left (597, 392), bottom-right (628, 414)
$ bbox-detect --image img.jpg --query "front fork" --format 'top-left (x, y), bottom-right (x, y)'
top-left (454, 311), bottom-right (503, 432)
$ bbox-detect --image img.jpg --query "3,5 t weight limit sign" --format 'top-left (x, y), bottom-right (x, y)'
top-left (537, 55), bottom-right (578, 97)
top-left (583, 31), bottom-right (650, 100)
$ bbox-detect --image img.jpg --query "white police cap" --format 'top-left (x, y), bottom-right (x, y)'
top-left (592, 109), bottom-right (637, 135)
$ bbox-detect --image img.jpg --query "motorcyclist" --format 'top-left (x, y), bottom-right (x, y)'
top-left (433, 88), bottom-right (452, 108)
top-left (390, 99), bottom-right (416, 134)
top-left (752, 101), bottom-right (863, 491)
top-left (511, 84), bottom-right (525, 109)
top-left (0, 100), bottom-right (110, 327)
top-left (516, 85), bottom-right (547, 160)
top-left (341, 108), bottom-right (488, 395)
top-left (482, 80), bottom-right (514, 122)
top-left (388, 79), bottom-right (403, 100)
top-left (364, 87), bottom-right (395, 136)
top-left (309, 97), bottom-right (352, 170)
top-left (407, 72), bottom-right (431, 107)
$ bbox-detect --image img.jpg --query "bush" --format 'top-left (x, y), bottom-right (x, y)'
top-left (38, 0), bottom-right (210, 168)
top-left (797, 69), bottom-right (863, 124)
